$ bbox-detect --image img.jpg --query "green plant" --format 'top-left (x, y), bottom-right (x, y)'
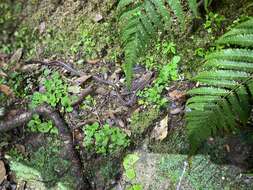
top-left (27, 114), bottom-right (58, 135)
top-left (141, 40), bottom-right (177, 71)
top-left (161, 41), bottom-right (177, 55)
top-left (31, 71), bottom-right (73, 112)
top-left (186, 18), bottom-right (253, 153)
top-left (117, 0), bottom-right (199, 87)
top-left (204, 12), bottom-right (225, 33)
top-left (138, 56), bottom-right (180, 107)
top-left (204, 0), bottom-right (213, 12)
top-left (6, 147), bottom-right (25, 162)
top-left (0, 1), bottom-right (23, 50)
top-left (81, 95), bottom-right (96, 110)
top-left (194, 48), bottom-right (206, 57)
top-left (123, 154), bottom-right (143, 190)
top-left (83, 122), bottom-right (130, 155)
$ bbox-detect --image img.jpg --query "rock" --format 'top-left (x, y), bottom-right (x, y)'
top-left (118, 152), bottom-right (253, 190)
top-left (39, 22), bottom-right (46, 34)
top-left (170, 107), bottom-right (182, 115)
top-left (0, 160), bottom-right (6, 184)
top-left (93, 13), bottom-right (103, 22)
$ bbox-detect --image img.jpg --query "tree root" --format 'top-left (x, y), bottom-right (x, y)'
top-left (0, 105), bottom-right (91, 189)
top-left (25, 59), bottom-right (153, 107)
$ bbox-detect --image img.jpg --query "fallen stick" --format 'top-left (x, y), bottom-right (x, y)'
top-left (25, 60), bottom-right (153, 107)
top-left (0, 105), bottom-right (91, 189)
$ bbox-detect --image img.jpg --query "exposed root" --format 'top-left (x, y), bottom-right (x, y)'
top-left (25, 59), bottom-right (153, 107)
top-left (0, 105), bottom-right (91, 189)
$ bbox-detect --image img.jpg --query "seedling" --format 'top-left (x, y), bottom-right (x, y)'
top-left (27, 114), bottom-right (58, 134)
top-left (31, 72), bottom-right (73, 112)
top-left (83, 122), bottom-right (130, 155)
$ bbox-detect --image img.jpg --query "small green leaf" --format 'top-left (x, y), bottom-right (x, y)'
top-left (132, 184), bottom-right (143, 190)
top-left (123, 154), bottom-right (139, 169)
top-left (125, 168), bottom-right (136, 180)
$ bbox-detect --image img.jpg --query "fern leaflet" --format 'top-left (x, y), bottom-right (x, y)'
top-left (186, 17), bottom-right (253, 153)
top-left (118, 0), bottom-right (198, 87)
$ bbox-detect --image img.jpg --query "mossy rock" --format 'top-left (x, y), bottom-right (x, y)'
top-left (130, 107), bottom-right (160, 136)
top-left (118, 152), bottom-right (253, 190)
top-left (6, 136), bottom-right (76, 190)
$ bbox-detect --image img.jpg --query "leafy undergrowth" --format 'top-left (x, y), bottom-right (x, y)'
top-left (0, 0), bottom-right (253, 190)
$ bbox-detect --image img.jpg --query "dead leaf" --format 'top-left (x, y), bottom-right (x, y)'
top-left (0, 160), bottom-right (6, 184)
top-left (9, 48), bottom-right (23, 70)
top-left (168, 90), bottom-right (186, 101)
top-left (225, 144), bottom-right (230, 153)
top-left (0, 70), bottom-right (7, 78)
top-left (86, 59), bottom-right (100, 64)
top-left (151, 115), bottom-right (168, 141)
top-left (0, 84), bottom-right (13, 96)
top-left (74, 75), bottom-right (91, 85)
top-left (68, 85), bottom-right (82, 94)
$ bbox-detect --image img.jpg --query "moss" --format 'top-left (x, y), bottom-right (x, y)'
top-left (158, 154), bottom-right (251, 190)
top-left (149, 126), bottom-right (189, 154)
top-left (7, 136), bottom-right (76, 189)
top-left (130, 107), bottom-right (160, 136)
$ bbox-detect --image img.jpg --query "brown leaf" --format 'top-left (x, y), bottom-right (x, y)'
top-left (0, 70), bottom-right (7, 78)
top-left (86, 59), bottom-right (100, 64)
top-left (0, 84), bottom-right (13, 96)
top-left (74, 75), bottom-right (91, 85)
top-left (9, 48), bottom-right (23, 70)
top-left (151, 115), bottom-right (168, 141)
top-left (0, 160), bottom-right (6, 184)
top-left (168, 90), bottom-right (186, 101)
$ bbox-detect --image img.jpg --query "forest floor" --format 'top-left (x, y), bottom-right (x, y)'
top-left (0, 0), bottom-right (253, 190)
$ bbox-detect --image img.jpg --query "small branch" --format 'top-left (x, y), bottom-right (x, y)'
top-left (0, 105), bottom-right (88, 188)
top-left (176, 161), bottom-right (188, 190)
top-left (71, 85), bottom-right (94, 107)
top-left (25, 59), bottom-right (152, 107)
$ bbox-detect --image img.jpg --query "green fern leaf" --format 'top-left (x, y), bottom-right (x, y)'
top-left (167, 0), bottom-right (185, 29)
top-left (217, 34), bottom-right (253, 47)
top-left (188, 0), bottom-right (198, 17)
top-left (118, 0), bottom-right (198, 87)
top-left (186, 17), bottom-right (253, 154)
top-left (206, 49), bottom-right (253, 62)
top-left (204, 59), bottom-right (253, 72)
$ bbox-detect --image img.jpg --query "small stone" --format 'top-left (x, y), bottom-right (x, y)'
top-left (39, 22), bottom-right (46, 34)
top-left (170, 107), bottom-right (182, 115)
top-left (93, 13), bottom-right (103, 22)
top-left (0, 160), bottom-right (6, 184)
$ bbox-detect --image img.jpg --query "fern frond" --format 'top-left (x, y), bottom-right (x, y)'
top-left (186, 17), bottom-right (253, 154)
top-left (167, 0), bottom-right (185, 28)
top-left (204, 0), bottom-right (213, 12)
top-left (188, 0), bottom-right (198, 17)
top-left (118, 0), bottom-right (198, 87)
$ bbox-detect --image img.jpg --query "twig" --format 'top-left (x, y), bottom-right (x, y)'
top-left (25, 60), bottom-right (152, 107)
top-left (71, 85), bottom-right (94, 107)
top-left (176, 161), bottom-right (188, 190)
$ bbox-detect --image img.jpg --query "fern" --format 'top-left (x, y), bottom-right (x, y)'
top-left (186, 17), bottom-right (253, 153)
top-left (118, 0), bottom-right (198, 87)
